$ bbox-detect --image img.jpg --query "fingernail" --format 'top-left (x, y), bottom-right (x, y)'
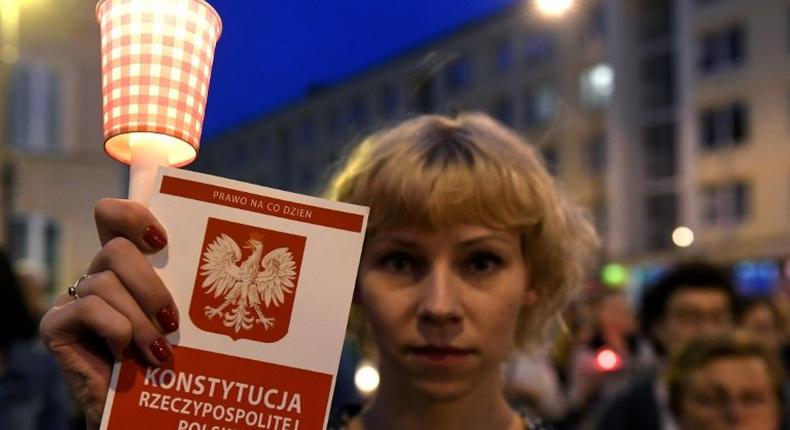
top-left (143, 225), bottom-right (167, 250)
top-left (149, 337), bottom-right (172, 363)
top-left (156, 304), bottom-right (179, 333)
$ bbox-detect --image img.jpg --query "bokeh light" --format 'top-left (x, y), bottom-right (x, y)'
top-left (354, 361), bottom-right (380, 395)
top-left (672, 226), bottom-right (695, 248)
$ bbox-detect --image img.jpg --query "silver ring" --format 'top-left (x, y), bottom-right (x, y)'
top-left (67, 274), bottom-right (89, 299)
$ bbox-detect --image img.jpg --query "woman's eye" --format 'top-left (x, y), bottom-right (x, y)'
top-left (466, 252), bottom-right (503, 273)
top-left (379, 252), bottom-right (416, 273)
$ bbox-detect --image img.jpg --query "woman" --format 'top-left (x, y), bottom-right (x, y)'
top-left (40, 113), bottom-right (598, 429)
top-left (668, 332), bottom-right (786, 430)
top-left (739, 297), bottom-right (789, 367)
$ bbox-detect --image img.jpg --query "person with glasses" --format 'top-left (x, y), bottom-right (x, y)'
top-left (595, 261), bottom-right (739, 430)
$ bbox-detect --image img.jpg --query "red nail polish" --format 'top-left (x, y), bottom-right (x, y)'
top-left (143, 225), bottom-right (167, 250)
top-left (149, 337), bottom-right (172, 363)
top-left (156, 304), bottom-right (179, 333)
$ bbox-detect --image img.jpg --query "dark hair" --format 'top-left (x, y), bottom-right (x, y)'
top-left (667, 331), bottom-right (784, 418)
top-left (639, 261), bottom-right (738, 353)
top-left (0, 248), bottom-right (38, 349)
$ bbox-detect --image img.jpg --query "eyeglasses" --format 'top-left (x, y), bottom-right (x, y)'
top-left (665, 307), bottom-right (732, 328)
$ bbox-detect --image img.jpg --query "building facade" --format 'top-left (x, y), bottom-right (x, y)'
top-left (195, 1), bottom-right (610, 237)
top-left (196, 0), bottom-right (790, 290)
top-left (1, 0), bottom-right (126, 296)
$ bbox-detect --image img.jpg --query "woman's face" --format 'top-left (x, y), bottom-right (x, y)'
top-left (680, 356), bottom-right (779, 430)
top-left (741, 304), bottom-right (783, 353)
top-left (357, 224), bottom-right (532, 400)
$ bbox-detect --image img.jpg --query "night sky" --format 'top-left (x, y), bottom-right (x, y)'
top-left (202, 0), bottom-right (517, 139)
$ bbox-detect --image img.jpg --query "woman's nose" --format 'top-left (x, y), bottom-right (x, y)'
top-left (417, 263), bottom-right (462, 324)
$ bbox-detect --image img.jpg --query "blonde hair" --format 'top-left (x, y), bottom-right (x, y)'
top-left (325, 112), bottom-right (598, 348)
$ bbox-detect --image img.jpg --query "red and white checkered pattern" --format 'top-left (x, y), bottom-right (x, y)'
top-left (97, 0), bottom-right (221, 166)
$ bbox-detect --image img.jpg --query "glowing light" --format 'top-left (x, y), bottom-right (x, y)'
top-left (589, 64), bottom-right (614, 95)
top-left (535, 0), bottom-right (574, 17)
top-left (602, 263), bottom-right (628, 287)
top-left (595, 348), bottom-right (622, 372)
top-left (354, 362), bottom-right (380, 395)
top-left (672, 226), bottom-right (695, 248)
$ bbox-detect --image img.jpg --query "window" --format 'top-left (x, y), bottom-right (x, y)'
top-left (587, 4), bottom-right (606, 40)
top-left (9, 213), bottom-right (60, 293)
top-left (492, 96), bottom-right (514, 126)
top-left (699, 102), bottom-right (749, 150)
top-left (644, 122), bottom-right (676, 178)
top-left (702, 182), bottom-right (750, 225)
top-left (249, 134), bottom-right (273, 185)
top-left (493, 39), bottom-right (514, 73)
top-left (579, 63), bottom-right (614, 108)
top-left (350, 96), bottom-right (368, 125)
top-left (641, 52), bottom-right (675, 109)
top-left (379, 83), bottom-right (399, 116)
top-left (232, 139), bottom-right (251, 173)
top-left (699, 25), bottom-right (746, 75)
top-left (523, 31), bottom-right (554, 65)
top-left (412, 76), bottom-right (436, 113)
top-left (586, 133), bottom-right (606, 175)
top-left (524, 83), bottom-right (558, 128)
top-left (6, 62), bottom-right (62, 152)
top-left (445, 56), bottom-right (471, 93)
top-left (645, 192), bottom-right (678, 251)
top-left (639, 0), bottom-right (674, 41)
top-left (580, 3), bottom-right (606, 48)
top-left (593, 200), bottom-right (607, 238)
top-left (298, 117), bottom-right (315, 146)
top-left (276, 126), bottom-right (293, 188)
top-left (326, 105), bottom-right (341, 136)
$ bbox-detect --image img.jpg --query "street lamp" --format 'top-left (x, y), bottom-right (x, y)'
top-left (534, 0), bottom-right (575, 18)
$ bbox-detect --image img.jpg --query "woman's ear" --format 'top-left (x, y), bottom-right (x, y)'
top-left (523, 289), bottom-right (538, 306)
top-left (522, 271), bottom-right (537, 305)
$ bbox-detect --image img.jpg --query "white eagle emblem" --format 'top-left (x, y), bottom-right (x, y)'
top-left (199, 234), bottom-right (297, 332)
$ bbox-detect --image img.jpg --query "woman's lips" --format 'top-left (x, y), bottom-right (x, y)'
top-left (406, 346), bottom-right (476, 364)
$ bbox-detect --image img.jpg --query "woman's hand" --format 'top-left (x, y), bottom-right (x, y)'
top-left (39, 198), bottom-right (178, 429)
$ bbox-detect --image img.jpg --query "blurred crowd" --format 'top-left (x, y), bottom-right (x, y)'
top-left (499, 260), bottom-right (790, 430)
top-left (3, 242), bottom-right (790, 429)
top-left (0, 249), bottom-right (72, 430)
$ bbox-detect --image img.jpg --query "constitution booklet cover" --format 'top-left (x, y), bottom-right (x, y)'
top-left (99, 167), bottom-right (369, 430)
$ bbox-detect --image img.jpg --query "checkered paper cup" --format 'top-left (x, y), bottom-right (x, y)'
top-left (96, 0), bottom-right (222, 167)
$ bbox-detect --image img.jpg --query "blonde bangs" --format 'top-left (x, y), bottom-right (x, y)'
top-left (368, 157), bottom-right (544, 238)
top-left (329, 114), bottom-right (548, 238)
